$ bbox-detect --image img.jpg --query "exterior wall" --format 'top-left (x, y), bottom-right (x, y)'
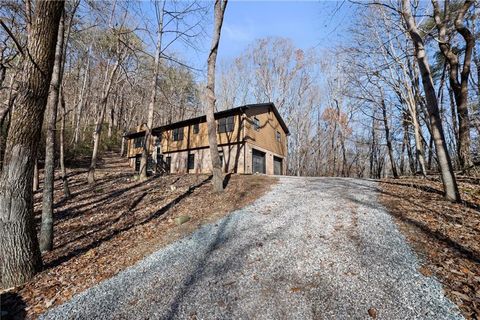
top-left (244, 106), bottom-right (288, 157)
top-left (125, 105), bottom-right (288, 175)
top-left (161, 114), bottom-right (244, 153)
top-left (244, 142), bottom-right (287, 175)
top-left (165, 143), bottom-right (246, 174)
top-left (126, 134), bottom-right (157, 158)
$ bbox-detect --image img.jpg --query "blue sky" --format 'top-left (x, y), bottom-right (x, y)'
top-left (219, 1), bottom-right (355, 60)
top-left (167, 1), bottom-right (357, 74)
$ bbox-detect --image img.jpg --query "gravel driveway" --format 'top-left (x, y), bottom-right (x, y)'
top-left (41, 177), bottom-right (463, 320)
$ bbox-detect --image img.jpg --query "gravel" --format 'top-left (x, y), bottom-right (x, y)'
top-left (40, 177), bottom-right (464, 320)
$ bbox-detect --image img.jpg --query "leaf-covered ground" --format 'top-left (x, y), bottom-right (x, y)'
top-left (1, 154), bottom-right (275, 319)
top-left (379, 177), bottom-right (480, 319)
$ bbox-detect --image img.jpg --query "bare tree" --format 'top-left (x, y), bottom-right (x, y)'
top-left (205, 0), bottom-right (228, 192)
top-left (0, 0), bottom-right (64, 289)
top-left (139, 1), bottom-right (165, 180)
top-left (401, 0), bottom-right (460, 201)
top-left (431, 0), bottom-right (475, 172)
top-left (40, 12), bottom-right (66, 252)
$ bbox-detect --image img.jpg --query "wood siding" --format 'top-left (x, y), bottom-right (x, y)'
top-left (126, 105), bottom-right (288, 175)
top-left (161, 114), bottom-right (244, 153)
top-left (244, 106), bottom-right (288, 157)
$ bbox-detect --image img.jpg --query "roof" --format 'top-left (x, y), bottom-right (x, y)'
top-left (124, 102), bottom-right (290, 138)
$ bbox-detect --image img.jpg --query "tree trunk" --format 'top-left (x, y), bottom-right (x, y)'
top-left (87, 102), bottom-right (107, 185)
top-left (0, 0), bottom-right (64, 290)
top-left (410, 104), bottom-right (427, 176)
top-left (400, 114), bottom-right (408, 175)
top-left (369, 113), bottom-right (377, 178)
top-left (73, 48), bottom-right (90, 148)
top-left (40, 14), bottom-right (65, 253)
top-left (205, 0), bottom-right (228, 192)
top-left (381, 96), bottom-right (399, 178)
top-left (59, 90), bottom-right (71, 198)
top-left (407, 52), bottom-right (428, 176)
top-left (431, 0), bottom-right (474, 171)
top-left (120, 134), bottom-right (126, 157)
top-left (402, 0), bottom-right (460, 201)
top-left (87, 59), bottom-right (120, 184)
top-left (140, 1), bottom-right (165, 180)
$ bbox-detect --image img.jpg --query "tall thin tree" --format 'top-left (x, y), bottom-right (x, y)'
top-left (205, 0), bottom-right (228, 192)
top-left (401, 0), bottom-right (460, 201)
top-left (40, 12), bottom-right (66, 252)
top-left (139, 1), bottom-right (165, 180)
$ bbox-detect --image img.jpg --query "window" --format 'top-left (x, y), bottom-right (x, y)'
top-left (134, 136), bottom-right (144, 148)
top-left (276, 130), bottom-right (281, 142)
top-left (193, 123), bottom-right (199, 134)
top-left (253, 117), bottom-right (260, 131)
top-left (187, 154), bottom-right (195, 170)
top-left (218, 116), bottom-right (235, 133)
top-left (172, 127), bottom-right (184, 141)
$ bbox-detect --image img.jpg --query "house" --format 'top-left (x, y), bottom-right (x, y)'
top-left (125, 103), bottom-right (289, 175)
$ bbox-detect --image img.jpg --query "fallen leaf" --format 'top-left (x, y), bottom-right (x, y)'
top-left (451, 291), bottom-right (472, 302)
top-left (419, 266), bottom-right (433, 277)
top-left (368, 307), bottom-right (377, 319)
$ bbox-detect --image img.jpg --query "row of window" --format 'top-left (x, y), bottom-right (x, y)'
top-left (135, 116), bottom-right (281, 145)
top-left (172, 116), bottom-right (235, 141)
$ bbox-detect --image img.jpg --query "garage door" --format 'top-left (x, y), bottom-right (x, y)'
top-left (273, 156), bottom-right (283, 175)
top-left (252, 149), bottom-right (266, 174)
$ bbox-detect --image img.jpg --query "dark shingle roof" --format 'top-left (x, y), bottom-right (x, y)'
top-left (124, 102), bottom-right (289, 138)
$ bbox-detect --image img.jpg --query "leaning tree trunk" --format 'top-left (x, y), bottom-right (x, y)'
top-left (40, 13), bottom-right (65, 253)
top-left (402, 0), bottom-right (460, 202)
top-left (0, 0), bottom-right (64, 289)
top-left (205, 0), bottom-right (228, 192)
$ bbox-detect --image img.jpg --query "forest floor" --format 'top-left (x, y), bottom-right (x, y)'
top-left (379, 177), bottom-right (480, 319)
top-left (0, 153), bottom-right (275, 320)
top-left (40, 177), bottom-right (461, 320)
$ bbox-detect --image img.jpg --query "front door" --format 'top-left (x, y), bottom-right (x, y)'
top-left (273, 156), bottom-right (283, 175)
top-left (252, 149), bottom-right (266, 174)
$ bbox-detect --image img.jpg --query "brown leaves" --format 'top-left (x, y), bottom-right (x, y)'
top-left (379, 178), bottom-right (480, 319)
top-left (368, 307), bottom-right (377, 319)
top-left (2, 155), bottom-right (274, 319)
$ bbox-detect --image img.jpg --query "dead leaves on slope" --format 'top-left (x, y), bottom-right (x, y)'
top-left (379, 177), bottom-right (480, 319)
top-left (1, 155), bottom-right (274, 319)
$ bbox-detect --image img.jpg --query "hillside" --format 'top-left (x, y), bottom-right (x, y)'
top-left (380, 177), bottom-right (480, 318)
top-left (1, 154), bottom-right (275, 319)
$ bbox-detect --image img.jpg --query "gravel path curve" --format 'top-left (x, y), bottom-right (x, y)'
top-left (41, 177), bottom-right (463, 320)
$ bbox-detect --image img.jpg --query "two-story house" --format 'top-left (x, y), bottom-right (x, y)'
top-left (125, 103), bottom-right (289, 175)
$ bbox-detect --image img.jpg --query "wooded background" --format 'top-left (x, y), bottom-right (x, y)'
top-left (1, 0), bottom-right (479, 293)
top-left (1, 1), bottom-right (478, 182)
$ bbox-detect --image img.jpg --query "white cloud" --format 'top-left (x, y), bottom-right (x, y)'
top-left (223, 22), bottom-right (254, 42)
